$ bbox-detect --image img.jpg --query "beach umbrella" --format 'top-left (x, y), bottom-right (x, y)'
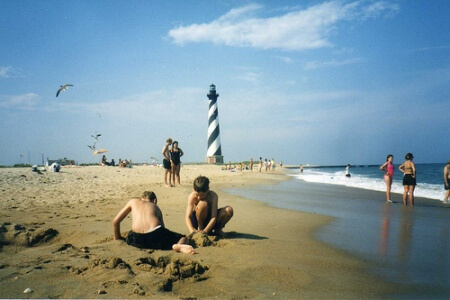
top-left (93, 149), bottom-right (107, 155)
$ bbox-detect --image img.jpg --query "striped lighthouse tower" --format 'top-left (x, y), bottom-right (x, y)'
top-left (206, 84), bottom-right (224, 164)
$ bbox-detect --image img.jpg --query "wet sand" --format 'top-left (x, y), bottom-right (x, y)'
top-left (0, 164), bottom-right (424, 298)
top-left (227, 176), bottom-right (450, 298)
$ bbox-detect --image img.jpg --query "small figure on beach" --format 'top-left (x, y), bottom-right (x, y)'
top-left (49, 162), bottom-right (61, 172)
top-left (300, 164), bottom-right (303, 174)
top-left (399, 153), bottom-right (416, 206)
top-left (345, 164), bottom-right (351, 177)
top-left (32, 165), bottom-right (44, 174)
top-left (380, 154), bottom-right (394, 203)
top-left (162, 138), bottom-right (173, 187)
top-left (444, 159), bottom-right (450, 204)
top-left (185, 176), bottom-right (234, 237)
top-left (112, 191), bottom-right (195, 254)
top-left (119, 159), bottom-right (130, 168)
top-left (249, 158), bottom-right (254, 172)
top-left (258, 157), bottom-right (263, 173)
top-left (271, 159), bottom-right (276, 172)
top-left (170, 141), bottom-right (184, 186)
top-left (100, 155), bottom-right (108, 166)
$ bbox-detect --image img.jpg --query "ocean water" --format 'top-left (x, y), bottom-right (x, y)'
top-left (294, 163), bottom-right (446, 202)
top-left (225, 164), bottom-right (450, 297)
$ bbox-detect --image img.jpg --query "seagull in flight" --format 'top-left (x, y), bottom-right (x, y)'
top-left (56, 84), bottom-right (74, 97)
top-left (91, 133), bottom-right (101, 141)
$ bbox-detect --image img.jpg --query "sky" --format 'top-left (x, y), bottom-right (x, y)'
top-left (0, 0), bottom-right (449, 166)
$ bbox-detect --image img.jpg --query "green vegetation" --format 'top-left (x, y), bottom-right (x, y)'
top-left (0, 164), bottom-right (33, 168)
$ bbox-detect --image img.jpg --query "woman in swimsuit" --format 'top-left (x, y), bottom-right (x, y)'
top-left (380, 154), bottom-right (394, 203)
top-left (170, 141), bottom-right (184, 186)
top-left (399, 153), bottom-right (416, 206)
top-left (444, 159), bottom-right (450, 204)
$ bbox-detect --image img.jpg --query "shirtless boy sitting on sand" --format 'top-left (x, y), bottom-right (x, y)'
top-left (185, 176), bottom-right (234, 237)
top-left (113, 191), bottom-right (194, 254)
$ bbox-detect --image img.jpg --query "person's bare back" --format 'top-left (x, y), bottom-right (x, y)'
top-left (113, 194), bottom-right (163, 240)
top-left (113, 191), bottom-right (195, 254)
top-left (129, 198), bottom-right (163, 233)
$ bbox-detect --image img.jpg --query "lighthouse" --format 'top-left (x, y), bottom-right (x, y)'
top-left (206, 84), bottom-right (224, 164)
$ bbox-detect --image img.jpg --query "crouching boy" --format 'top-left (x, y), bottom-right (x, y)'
top-left (185, 176), bottom-right (234, 237)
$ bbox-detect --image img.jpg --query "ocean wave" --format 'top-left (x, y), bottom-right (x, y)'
top-left (290, 170), bottom-right (444, 201)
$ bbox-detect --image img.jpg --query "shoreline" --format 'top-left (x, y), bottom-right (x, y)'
top-left (225, 171), bottom-right (450, 298)
top-left (0, 165), bottom-right (431, 298)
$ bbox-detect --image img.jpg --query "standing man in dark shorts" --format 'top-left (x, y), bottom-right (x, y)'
top-left (162, 138), bottom-right (173, 187)
top-left (113, 191), bottom-right (194, 254)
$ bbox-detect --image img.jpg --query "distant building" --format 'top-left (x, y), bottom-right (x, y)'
top-left (46, 158), bottom-right (75, 166)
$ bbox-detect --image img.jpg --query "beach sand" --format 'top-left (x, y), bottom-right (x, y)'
top-left (0, 164), bottom-right (421, 299)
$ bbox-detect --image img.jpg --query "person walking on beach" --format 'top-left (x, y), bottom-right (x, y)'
top-left (444, 159), bottom-right (450, 204)
top-left (249, 158), bottom-right (254, 172)
top-left (170, 141), bottom-right (184, 186)
top-left (185, 175), bottom-right (234, 237)
top-left (380, 154), bottom-right (394, 203)
top-left (258, 157), bottom-right (263, 173)
top-left (345, 164), bottom-right (351, 177)
top-left (399, 153), bottom-right (416, 206)
top-left (162, 138), bottom-right (173, 187)
top-left (112, 191), bottom-right (195, 254)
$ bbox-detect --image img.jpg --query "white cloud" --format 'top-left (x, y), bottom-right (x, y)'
top-left (49, 87), bottom-right (207, 122)
top-left (168, 1), bottom-right (399, 51)
top-left (408, 45), bottom-right (450, 53)
top-left (305, 57), bottom-right (363, 70)
top-left (275, 55), bottom-right (294, 64)
top-left (234, 71), bottom-right (263, 83)
top-left (0, 93), bottom-right (40, 108)
top-left (361, 1), bottom-right (400, 19)
top-left (0, 66), bottom-right (12, 78)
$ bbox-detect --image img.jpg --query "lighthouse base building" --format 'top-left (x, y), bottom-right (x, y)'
top-left (206, 155), bottom-right (223, 164)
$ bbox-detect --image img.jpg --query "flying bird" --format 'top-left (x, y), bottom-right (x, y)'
top-left (91, 133), bottom-right (101, 141)
top-left (56, 84), bottom-right (74, 97)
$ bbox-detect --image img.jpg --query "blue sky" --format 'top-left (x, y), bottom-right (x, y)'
top-left (1, 0), bottom-right (449, 166)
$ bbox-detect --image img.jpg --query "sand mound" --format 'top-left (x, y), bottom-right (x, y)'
top-left (188, 232), bottom-right (219, 247)
top-left (0, 222), bottom-right (58, 247)
top-left (69, 256), bottom-right (134, 275)
top-left (135, 255), bottom-right (208, 281)
top-left (68, 254), bottom-right (209, 294)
